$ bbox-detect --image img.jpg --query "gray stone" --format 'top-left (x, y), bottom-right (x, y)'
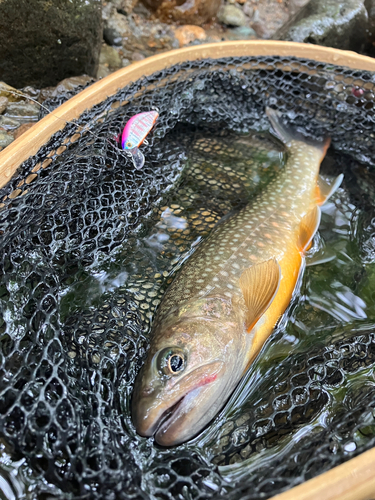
top-left (141, 0), bottom-right (221, 25)
top-left (99, 44), bottom-right (122, 71)
top-left (0, 116), bottom-right (21, 130)
top-left (97, 65), bottom-right (112, 80)
top-left (0, 0), bottom-right (102, 88)
top-left (4, 102), bottom-right (39, 120)
top-left (218, 4), bottom-right (248, 27)
top-left (288, 0), bottom-right (310, 15)
top-left (103, 27), bottom-right (123, 46)
top-left (226, 26), bottom-right (257, 40)
top-left (364, 0), bottom-right (375, 56)
top-left (50, 76), bottom-right (95, 97)
top-left (0, 130), bottom-right (14, 148)
top-left (274, 0), bottom-right (368, 52)
top-left (0, 97), bottom-right (8, 114)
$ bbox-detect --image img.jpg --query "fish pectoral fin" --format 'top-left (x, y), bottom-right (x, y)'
top-left (315, 174), bottom-right (344, 205)
top-left (297, 206), bottom-right (321, 252)
top-left (239, 258), bottom-right (281, 332)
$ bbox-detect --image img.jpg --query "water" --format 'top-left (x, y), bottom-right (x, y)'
top-left (2, 124), bottom-right (375, 499)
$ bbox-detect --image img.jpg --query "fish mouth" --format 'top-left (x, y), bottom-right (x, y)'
top-left (153, 394), bottom-right (187, 436)
top-left (151, 361), bottom-right (225, 446)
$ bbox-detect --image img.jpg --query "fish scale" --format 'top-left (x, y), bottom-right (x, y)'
top-left (132, 109), bottom-right (343, 447)
top-left (156, 141), bottom-right (321, 324)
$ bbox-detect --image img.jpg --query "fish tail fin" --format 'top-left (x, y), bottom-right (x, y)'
top-left (266, 107), bottom-right (330, 157)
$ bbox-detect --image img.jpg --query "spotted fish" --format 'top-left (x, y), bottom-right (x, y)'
top-left (132, 108), bottom-right (343, 446)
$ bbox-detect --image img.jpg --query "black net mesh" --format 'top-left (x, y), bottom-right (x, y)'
top-left (1, 55), bottom-right (375, 499)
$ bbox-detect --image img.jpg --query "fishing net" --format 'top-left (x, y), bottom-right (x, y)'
top-left (1, 54), bottom-right (375, 499)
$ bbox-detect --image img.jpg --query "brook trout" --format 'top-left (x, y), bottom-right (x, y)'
top-left (132, 108), bottom-right (343, 446)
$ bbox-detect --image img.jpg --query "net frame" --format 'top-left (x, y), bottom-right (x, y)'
top-left (1, 41), bottom-right (375, 500)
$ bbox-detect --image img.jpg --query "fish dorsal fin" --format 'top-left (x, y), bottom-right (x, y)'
top-left (315, 174), bottom-right (344, 205)
top-left (239, 258), bottom-right (281, 332)
top-left (298, 206), bottom-right (321, 252)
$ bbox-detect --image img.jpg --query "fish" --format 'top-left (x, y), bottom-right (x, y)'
top-left (132, 107), bottom-right (343, 446)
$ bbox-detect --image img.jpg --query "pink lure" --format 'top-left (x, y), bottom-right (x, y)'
top-left (120, 110), bottom-right (159, 150)
top-left (118, 110), bottom-right (159, 170)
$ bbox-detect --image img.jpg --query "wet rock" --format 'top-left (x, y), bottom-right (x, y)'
top-left (0, 117), bottom-right (21, 131)
top-left (99, 44), bottom-right (122, 71)
top-left (131, 52), bottom-right (146, 61)
top-left (0, 130), bottom-right (13, 148)
top-left (0, 0), bottom-right (102, 88)
top-left (226, 26), bottom-right (257, 40)
top-left (4, 102), bottom-right (39, 121)
top-left (218, 4), bottom-right (248, 26)
top-left (0, 81), bottom-right (20, 102)
top-left (97, 65), bottom-right (112, 80)
top-left (174, 25), bottom-right (207, 47)
top-left (104, 27), bottom-right (123, 46)
top-left (288, 0), bottom-right (311, 16)
top-left (103, 4), bottom-right (129, 37)
top-left (0, 97), bottom-right (8, 114)
top-left (113, 0), bottom-right (139, 15)
top-left (250, 0), bottom-right (289, 39)
top-left (13, 123), bottom-right (35, 140)
top-left (103, 3), bottom-right (178, 63)
top-left (242, 3), bottom-right (254, 18)
top-left (274, 0), bottom-right (368, 52)
top-left (141, 0), bottom-right (221, 25)
top-left (50, 76), bottom-right (95, 97)
top-left (364, 0), bottom-right (375, 56)
top-left (122, 58), bottom-right (132, 67)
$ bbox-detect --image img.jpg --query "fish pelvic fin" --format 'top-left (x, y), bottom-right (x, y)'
top-left (298, 206), bottom-right (321, 253)
top-left (239, 258), bottom-right (281, 333)
top-left (315, 173), bottom-right (344, 206)
top-left (266, 107), bottom-right (331, 158)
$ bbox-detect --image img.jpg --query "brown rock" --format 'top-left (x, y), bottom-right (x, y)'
top-left (51, 76), bottom-right (94, 97)
top-left (174, 25), bottom-right (207, 47)
top-left (141, 0), bottom-right (222, 25)
top-left (0, 96), bottom-right (8, 114)
top-left (288, 0), bottom-right (310, 15)
top-left (132, 52), bottom-right (146, 61)
top-left (0, 128), bottom-right (14, 148)
top-left (0, 81), bottom-right (19, 101)
top-left (13, 122), bottom-right (35, 140)
top-left (97, 64), bottom-right (112, 80)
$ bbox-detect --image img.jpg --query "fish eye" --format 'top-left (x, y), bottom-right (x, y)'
top-left (157, 347), bottom-right (186, 376)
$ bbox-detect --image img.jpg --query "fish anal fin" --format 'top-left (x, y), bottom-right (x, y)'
top-left (239, 258), bottom-right (281, 332)
top-left (315, 174), bottom-right (344, 206)
top-left (298, 206), bottom-right (321, 252)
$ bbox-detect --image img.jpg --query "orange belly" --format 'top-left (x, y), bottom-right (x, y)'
top-left (247, 238), bottom-right (302, 365)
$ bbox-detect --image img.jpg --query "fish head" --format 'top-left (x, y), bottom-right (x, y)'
top-left (132, 296), bottom-right (246, 446)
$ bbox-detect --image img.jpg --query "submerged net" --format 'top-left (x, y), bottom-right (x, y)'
top-left (1, 55), bottom-right (375, 499)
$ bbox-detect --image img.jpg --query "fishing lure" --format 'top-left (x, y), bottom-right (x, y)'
top-left (5, 90), bottom-right (159, 171)
top-left (118, 110), bottom-right (159, 170)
